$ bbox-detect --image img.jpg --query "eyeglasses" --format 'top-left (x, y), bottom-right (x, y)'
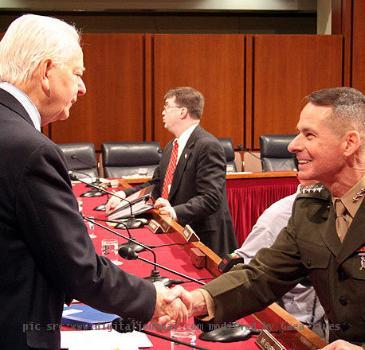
top-left (163, 104), bottom-right (183, 112)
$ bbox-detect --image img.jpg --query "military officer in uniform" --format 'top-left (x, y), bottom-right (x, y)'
top-left (175, 87), bottom-right (365, 350)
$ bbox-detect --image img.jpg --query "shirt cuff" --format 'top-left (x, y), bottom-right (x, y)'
top-left (195, 289), bottom-right (215, 321)
top-left (171, 207), bottom-right (177, 220)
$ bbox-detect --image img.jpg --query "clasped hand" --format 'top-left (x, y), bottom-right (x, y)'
top-left (152, 283), bottom-right (192, 327)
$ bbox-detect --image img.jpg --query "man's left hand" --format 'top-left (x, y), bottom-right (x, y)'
top-left (154, 198), bottom-right (176, 219)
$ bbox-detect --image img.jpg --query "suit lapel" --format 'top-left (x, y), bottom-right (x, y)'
top-left (0, 88), bottom-right (34, 126)
top-left (168, 126), bottom-right (200, 200)
top-left (336, 199), bottom-right (365, 265)
top-left (160, 141), bottom-right (173, 177)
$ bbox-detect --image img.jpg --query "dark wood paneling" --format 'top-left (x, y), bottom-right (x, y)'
top-left (250, 35), bottom-right (343, 149)
top-left (332, 0), bottom-right (352, 86)
top-left (245, 35), bottom-right (254, 148)
top-left (144, 34), bottom-right (153, 141)
top-left (331, 0), bottom-right (344, 34)
top-left (50, 34), bottom-right (145, 150)
top-left (152, 34), bottom-right (245, 147)
top-left (352, 0), bottom-right (365, 91)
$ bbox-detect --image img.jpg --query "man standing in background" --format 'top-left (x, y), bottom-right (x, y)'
top-left (107, 87), bottom-right (238, 256)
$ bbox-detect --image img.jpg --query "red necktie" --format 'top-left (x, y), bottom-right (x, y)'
top-left (161, 140), bottom-right (179, 199)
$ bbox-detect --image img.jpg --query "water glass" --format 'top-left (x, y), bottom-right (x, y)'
top-left (87, 216), bottom-right (97, 239)
top-left (170, 326), bottom-right (196, 349)
top-left (101, 238), bottom-right (122, 265)
top-left (77, 197), bottom-right (83, 213)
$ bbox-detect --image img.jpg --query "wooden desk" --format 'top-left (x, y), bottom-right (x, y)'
top-left (72, 181), bottom-right (326, 350)
top-left (121, 172), bottom-right (299, 246)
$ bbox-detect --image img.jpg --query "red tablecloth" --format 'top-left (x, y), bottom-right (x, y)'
top-left (71, 182), bottom-right (262, 350)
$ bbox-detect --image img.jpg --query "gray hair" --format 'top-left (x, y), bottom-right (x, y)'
top-left (306, 87), bottom-right (365, 139)
top-left (0, 14), bottom-right (80, 84)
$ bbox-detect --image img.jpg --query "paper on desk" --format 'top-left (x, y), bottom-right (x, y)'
top-left (61, 329), bottom-right (152, 350)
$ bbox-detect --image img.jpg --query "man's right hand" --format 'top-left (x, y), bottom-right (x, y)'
top-left (105, 190), bottom-right (126, 214)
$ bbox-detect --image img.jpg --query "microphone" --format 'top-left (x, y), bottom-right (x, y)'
top-left (84, 217), bottom-right (204, 287)
top-left (69, 171), bottom-right (132, 212)
top-left (72, 171), bottom-right (150, 221)
top-left (112, 318), bottom-right (209, 350)
top-left (238, 145), bottom-right (261, 160)
top-left (70, 154), bottom-right (101, 185)
top-left (68, 171), bottom-right (105, 198)
top-left (114, 220), bottom-right (146, 254)
top-left (118, 245), bottom-right (204, 286)
top-left (72, 170), bottom-right (152, 232)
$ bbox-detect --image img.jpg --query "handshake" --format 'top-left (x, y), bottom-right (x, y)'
top-left (152, 282), bottom-right (208, 327)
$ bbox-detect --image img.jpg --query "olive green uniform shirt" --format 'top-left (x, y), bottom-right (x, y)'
top-left (203, 182), bottom-right (365, 346)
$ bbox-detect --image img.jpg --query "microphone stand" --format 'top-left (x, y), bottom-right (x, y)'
top-left (70, 171), bottom-right (133, 213)
top-left (110, 219), bottom-right (146, 254)
top-left (119, 248), bottom-right (204, 286)
top-left (77, 180), bottom-right (146, 253)
top-left (84, 217), bottom-right (204, 287)
top-left (73, 171), bottom-right (149, 253)
top-left (69, 171), bottom-right (106, 198)
top-left (70, 154), bottom-right (101, 186)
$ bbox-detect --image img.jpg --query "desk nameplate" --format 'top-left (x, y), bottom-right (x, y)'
top-left (183, 225), bottom-right (200, 242)
top-left (256, 330), bottom-right (286, 350)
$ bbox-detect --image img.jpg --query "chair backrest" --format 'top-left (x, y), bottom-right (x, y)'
top-left (101, 141), bottom-right (162, 178)
top-left (218, 138), bottom-right (237, 173)
top-left (259, 134), bottom-right (297, 172)
top-left (58, 142), bottom-right (98, 178)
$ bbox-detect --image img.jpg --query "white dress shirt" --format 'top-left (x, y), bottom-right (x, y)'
top-left (0, 82), bottom-right (41, 131)
top-left (235, 189), bottom-right (325, 325)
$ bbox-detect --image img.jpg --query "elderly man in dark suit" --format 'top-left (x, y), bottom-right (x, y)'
top-left (107, 87), bottom-right (237, 256)
top-left (0, 14), bottom-right (187, 350)
top-left (176, 87), bottom-right (365, 350)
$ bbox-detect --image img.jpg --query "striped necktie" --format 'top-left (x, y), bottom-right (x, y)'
top-left (161, 140), bottom-right (179, 199)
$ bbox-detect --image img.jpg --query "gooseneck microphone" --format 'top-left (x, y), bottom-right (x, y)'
top-left (69, 171), bottom-right (105, 198)
top-left (70, 154), bottom-right (101, 184)
top-left (70, 171), bottom-right (150, 223)
top-left (118, 245), bottom-right (204, 286)
top-left (83, 217), bottom-right (204, 287)
top-left (113, 220), bottom-right (146, 254)
top-left (237, 145), bottom-right (261, 160)
top-left (69, 171), bottom-right (132, 212)
top-left (112, 318), bottom-right (208, 350)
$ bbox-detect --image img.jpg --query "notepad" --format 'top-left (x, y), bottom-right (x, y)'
top-left (62, 304), bottom-right (118, 330)
top-left (107, 185), bottom-right (154, 220)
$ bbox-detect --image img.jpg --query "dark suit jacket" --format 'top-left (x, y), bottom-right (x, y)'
top-left (0, 89), bottom-right (156, 350)
top-left (203, 186), bottom-right (365, 346)
top-left (127, 126), bottom-right (237, 256)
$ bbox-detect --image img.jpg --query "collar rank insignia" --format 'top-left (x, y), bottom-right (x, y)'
top-left (300, 184), bottom-right (324, 194)
top-left (352, 188), bottom-right (365, 202)
top-left (356, 246), bottom-right (365, 271)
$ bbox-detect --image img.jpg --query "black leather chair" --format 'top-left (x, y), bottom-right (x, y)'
top-left (101, 141), bottom-right (162, 178)
top-left (58, 142), bottom-right (98, 178)
top-left (259, 134), bottom-right (297, 172)
top-left (218, 138), bottom-right (237, 173)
